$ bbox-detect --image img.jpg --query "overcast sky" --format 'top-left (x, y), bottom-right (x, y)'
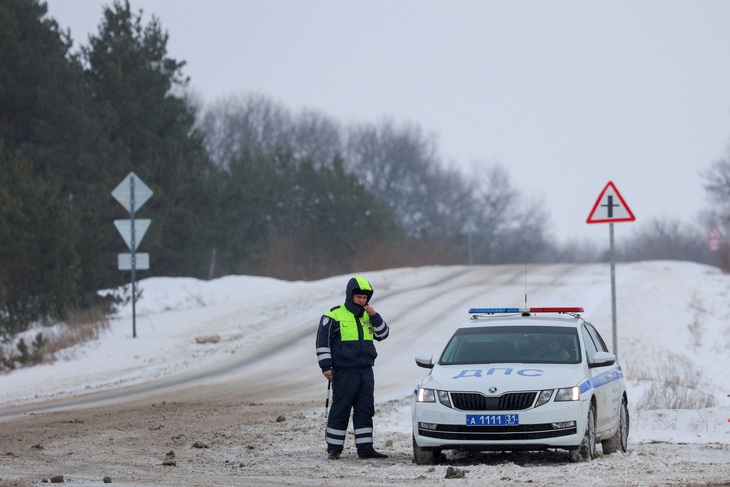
top-left (45, 0), bottom-right (730, 245)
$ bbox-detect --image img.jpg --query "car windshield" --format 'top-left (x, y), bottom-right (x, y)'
top-left (439, 325), bottom-right (581, 365)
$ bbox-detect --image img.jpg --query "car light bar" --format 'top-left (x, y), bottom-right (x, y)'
top-left (468, 307), bottom-right (584, 314)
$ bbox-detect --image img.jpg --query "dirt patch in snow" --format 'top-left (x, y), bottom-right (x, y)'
top-left (1, 383), bottom-right (729, 487)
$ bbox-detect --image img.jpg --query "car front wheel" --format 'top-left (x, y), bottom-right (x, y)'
top-left (602, 397), bottom-right (629, 454)
top-left (412, 436), bottom-right (442, 465)
top-left (569, 402), bottom-right (597, 462)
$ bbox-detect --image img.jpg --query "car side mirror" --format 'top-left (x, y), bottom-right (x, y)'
top-left (589, 351), bottom-right (616, 368)
top-left (415, 353), bottom-right (434, 369)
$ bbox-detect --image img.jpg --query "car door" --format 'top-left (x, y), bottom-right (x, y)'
top-left (581, 323), bottom-right (620, 435)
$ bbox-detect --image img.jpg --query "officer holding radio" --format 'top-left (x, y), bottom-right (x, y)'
top-left (315, 276), bottom-right (390, 460)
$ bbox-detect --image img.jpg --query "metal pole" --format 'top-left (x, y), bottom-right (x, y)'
top-left (609, 223), bottom-right (617, 357)
top-left (131, 176), bottom-right (137, 338)
top-left (467, 232), bottom-right (473, 265)
top-left (208, 248), bottom-right (217, 280)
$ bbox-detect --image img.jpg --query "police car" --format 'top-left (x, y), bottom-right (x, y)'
top-left (412, 307), bottom-right (628, 464)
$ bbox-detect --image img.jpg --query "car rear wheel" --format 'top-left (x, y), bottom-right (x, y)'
top-left (412, 436), bottom-right (442, 465)
top-left (602, 397), bottom-right (629, 454)
top-left (569, 402), bottom-right (597, 462)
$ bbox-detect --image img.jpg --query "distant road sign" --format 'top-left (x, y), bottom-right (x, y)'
top-left (461, 218), bottom-right (477, 234)
top-left (112, 172), bottom-right (153, 213)
top-left (587, 181), bottom-right (636, 224)
top-left (118, 253), bottom-right (150, 271)
top-left (708, 225), bottom-right (723, 251)
top-left (114, 219), bottom-right (151, 250)
top-left (111, 172), bottom-right (153, 339)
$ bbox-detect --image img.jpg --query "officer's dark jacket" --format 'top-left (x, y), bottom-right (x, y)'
top-left (315, 276), bottom-right (389, 371)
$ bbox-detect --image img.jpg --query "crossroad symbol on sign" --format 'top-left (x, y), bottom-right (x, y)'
top-left (586, 181), bottom-right (636, 224)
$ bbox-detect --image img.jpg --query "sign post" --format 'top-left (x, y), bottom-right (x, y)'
top-left (461, 218), bottom-right (477, 265)
top-left (112, 172), bottom-right (153, 338)
top-left (587, 181), bottom-right (635, 358)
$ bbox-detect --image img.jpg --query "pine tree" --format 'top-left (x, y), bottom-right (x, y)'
top-left (83, 0), bottom-right (217, 278)
top-left (0, 145), bottom-right (80, 337)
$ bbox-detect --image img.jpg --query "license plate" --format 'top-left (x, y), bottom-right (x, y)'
top-left (466, 414), bottom-right (519, 426)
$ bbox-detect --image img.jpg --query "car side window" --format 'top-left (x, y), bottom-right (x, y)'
top-left (581, 325), bottom-right (599, 363)
top-left (584, 323), bottom-right (609, 352)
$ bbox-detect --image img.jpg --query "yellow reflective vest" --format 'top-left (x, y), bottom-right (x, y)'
top-left (316, 305), bottom-right (387, 370)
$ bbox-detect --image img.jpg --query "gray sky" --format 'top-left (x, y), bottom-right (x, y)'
top-left (45, 0), bottom-right (730, 245)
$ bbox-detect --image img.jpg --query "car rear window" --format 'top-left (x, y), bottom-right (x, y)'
top-left (439, 325), bottom-right (581, 365)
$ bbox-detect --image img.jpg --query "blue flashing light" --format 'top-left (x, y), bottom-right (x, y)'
top-left (468, 307), bottom-right (522, 314)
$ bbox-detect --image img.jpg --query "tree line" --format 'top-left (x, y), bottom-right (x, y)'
top-left (1, 0), bottom-right (728, 338)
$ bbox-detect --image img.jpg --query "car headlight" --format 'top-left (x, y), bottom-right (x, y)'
top-left (437, 390), bottom-right (452, 408)
top-left (535, 389), bottom-right (553, 408)
top-left (554, 386), bottom-right (580, 402)
top-left (417, 388), bottom-right (435, 402)
top-left (417, 388), bottom-right (452, 408)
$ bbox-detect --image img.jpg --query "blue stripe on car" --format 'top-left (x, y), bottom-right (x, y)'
top-left (579, 366), bottom-right (623, 394)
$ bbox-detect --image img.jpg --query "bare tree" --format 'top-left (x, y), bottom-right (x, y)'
top-left (702, 152), bottom-right (730, 271)
top-left (200, 93), bottom-right (344, 170)
top-left (199, 93), bottom-right (293, 167)
top-left (617, 218), bottom-right (711, 263)
top-left (704, 158), bottom-right (730, 212)
top-left (551, 238), bottom-right (604, 263)
top-left (199, 94), bottom-right (556, 268)
top-left (467, 164), bottom-right (552, 264)
top-left (344, 119), bottom-right (445, 238)
top-left (290, 109), bottom-right (343, 169)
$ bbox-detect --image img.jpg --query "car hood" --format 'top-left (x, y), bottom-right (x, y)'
top-left (421, 363), bottom-right (586, 393)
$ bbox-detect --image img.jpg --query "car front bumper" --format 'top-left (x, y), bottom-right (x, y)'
top-left (412, 396), bottom-right (589, 451)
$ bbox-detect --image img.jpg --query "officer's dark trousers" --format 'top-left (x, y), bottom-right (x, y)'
top-left (325, 367), bottom-right (375, 454)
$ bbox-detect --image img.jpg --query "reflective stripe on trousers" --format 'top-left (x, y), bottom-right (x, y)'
top-left (325, 367), bottom-right (375, 453)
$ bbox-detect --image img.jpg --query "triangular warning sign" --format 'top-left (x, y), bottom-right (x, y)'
top-left (587, 181), bottom-right (635, 224)
top-left (114, 219), bottom-right (151, 250)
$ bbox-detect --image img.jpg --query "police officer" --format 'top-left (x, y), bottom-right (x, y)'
top-left (315, 276), bottom-right (390, 460)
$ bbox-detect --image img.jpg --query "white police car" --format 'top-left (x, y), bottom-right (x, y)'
top-left (412, 307), bottom-right (628, 464)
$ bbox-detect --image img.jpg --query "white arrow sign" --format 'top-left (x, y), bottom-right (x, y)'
top-left (114, 219), bottom-right (151, 251)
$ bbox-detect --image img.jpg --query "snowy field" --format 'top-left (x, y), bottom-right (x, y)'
top-left (1, 262), bottom-right (729, 486)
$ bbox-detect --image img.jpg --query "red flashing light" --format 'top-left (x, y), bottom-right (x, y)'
top-left (529, 307), bottom-right (584, 313)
